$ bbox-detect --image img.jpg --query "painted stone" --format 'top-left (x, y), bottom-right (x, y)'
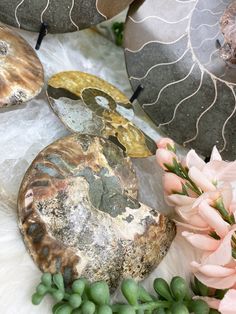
top-left (0, 0), bottom-right (134, 34)
top-left (124, 0), bottom-right (236, 160)
top-left (18, 134), bottom-right (176, 289)
top-left (0, 24), bottom-right (43, 108)
top-left (47, 71), bottom-right (156, 158)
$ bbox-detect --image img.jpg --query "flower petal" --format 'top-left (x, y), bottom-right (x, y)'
top-left (205, 161), bottom-right (236, 183)
top-left (174, 220), bottom-right (210, 232)
top-left (210, 146), bottom-right (222, 161)
top-left (163, 173), bottom-right (183, 195)
top-left (186, 149), bottom-right (206, 170)
top-left (156, 149), bottom-right (177, 170)
top-left (198, 200), bottom-right (230, 238)
top-left (193, 296), bottom-right (220, 310)
top-left (189, 167), bottom-right (216, 192)
top-left (203, 227), bottom-right (236, 266)
top-left (182, 232), bottom-right (220, 251)
top-left (194, 272), bottom-right (236, 290)
top-left (191, 262), bottom-right (236, 277)
top-left (219, 289), bottom-right (236, 314)
top-left (167, 194), bottom-right (195, 206)
top-left (176, 206), bottom-right (209, 228)
top-left (156, 138), bottom-right (175, 150)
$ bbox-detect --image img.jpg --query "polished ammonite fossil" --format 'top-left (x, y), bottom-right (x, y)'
top-left (0, 0), bottom-right (134, 33)
top-left (18, 134), bottom-right (176, 289)
top-left (0, 24), bottom-right (43, 107)
top-left (47, 71), bottom-right (156, 158)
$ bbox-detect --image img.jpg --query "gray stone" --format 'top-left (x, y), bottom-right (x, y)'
top-left (0, 0), bottom-right (133, 33)
top-left (124, 0), bottom-right (236, 160)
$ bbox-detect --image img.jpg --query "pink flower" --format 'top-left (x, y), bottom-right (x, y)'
top-left (188, 167), bottom-right (216, 192)
top-left (189, 226), bottom-right (236, 289)
top-left (156, 137), bottom-right (175, 151)
top-left (198, 200), bottom-right (230, 238)
top-left (186, 147), bottom-right (236, 189)
top-left (182, 232), bottom-right (220, 251)
top-left (163, 173), bottom-right (184, 195)
top-left (156, 148), bottom-right (178, 171)
top-left (199, 290), bottom-right (236, 314)
top-left (170, 186), bottom-right (233, 232)
top-left (219, 289), bottom-right (236, 314)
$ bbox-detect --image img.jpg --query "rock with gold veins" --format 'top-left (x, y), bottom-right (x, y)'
top-left (18, 134), bottom-right (176, 289)
top-left (0, 24), bottom-right (43, 108)
top-left (47, 71), bottom-right (156, 158)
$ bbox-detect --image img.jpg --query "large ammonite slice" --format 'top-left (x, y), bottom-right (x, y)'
top-left (0, 24), bottom-right (43, 108)
top-left (18, 134), bottom-right (176, 289)
top-left (47, 71), bottom-right (156, 158)
top-left (0, 0), bottom-right (134, 34)
top-left (124, 0), bottom-right (236, 160)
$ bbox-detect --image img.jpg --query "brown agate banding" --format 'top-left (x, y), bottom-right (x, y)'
top-left (18, 134), bottom-right (176, 288)
top-left (46, 71), bottom-right (156, 158)
top-left (0, 24), bottom-right (44, 108)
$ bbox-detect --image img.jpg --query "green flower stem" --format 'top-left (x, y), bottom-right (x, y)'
top-left (165, 160), bottom-right (202, 196)
top-left (215, 198), bottom-right (235, 225)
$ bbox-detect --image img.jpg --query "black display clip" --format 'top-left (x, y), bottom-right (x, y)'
top-left (129, 84), bottom-right (144, 103)
top-left (35, 22), bottom-right (48, 50)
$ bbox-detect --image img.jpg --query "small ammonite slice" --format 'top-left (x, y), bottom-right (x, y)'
top-left (0, 0), bottom-right (134, 34)
top-left (18, 134), bottom-right (176, 289)
top-left (47, 71), bottom-right (156, 158)
top-left (0, 24), bottom-right (43, 108)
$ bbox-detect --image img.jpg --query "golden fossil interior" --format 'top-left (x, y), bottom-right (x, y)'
top-left (47, 71), bottom-right (156, 158)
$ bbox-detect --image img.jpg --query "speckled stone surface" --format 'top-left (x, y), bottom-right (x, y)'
top-left (47, 71), bottom-right (156, 158)
top-left (18, 134), bottom-right (176, 289)
top-left (0, 24), bottom-right (43, 107)
top-left (124, 0), bottom-right (236, 160)
top-left (0, 0), bottom-right (134, 33)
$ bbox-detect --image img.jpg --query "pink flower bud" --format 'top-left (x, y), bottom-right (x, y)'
top-left (156, 137), bottom-right (175, 151)
top-left (156, 148), bottom-right (178, 170)
top-left (163, 172), bottom-right (183, 195)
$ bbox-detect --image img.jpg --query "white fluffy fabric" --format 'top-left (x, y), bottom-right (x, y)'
top-left (0, 25), bottom-right (199, 314)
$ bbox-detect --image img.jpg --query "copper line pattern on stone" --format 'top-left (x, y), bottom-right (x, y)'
top-left (124, 0), bottom-right (236, 159)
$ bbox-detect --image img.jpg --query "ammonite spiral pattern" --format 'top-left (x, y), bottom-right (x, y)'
top-left (125, 0), bottom-right (236, 160)
top-left (18, 134), bottom-right (176, 288)
top-left (0, 0), bottom-right (134, 33)
top-left (0, 24), bottom-right (43, 108)
top-left (47, 71), bottom-right (156, 158)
